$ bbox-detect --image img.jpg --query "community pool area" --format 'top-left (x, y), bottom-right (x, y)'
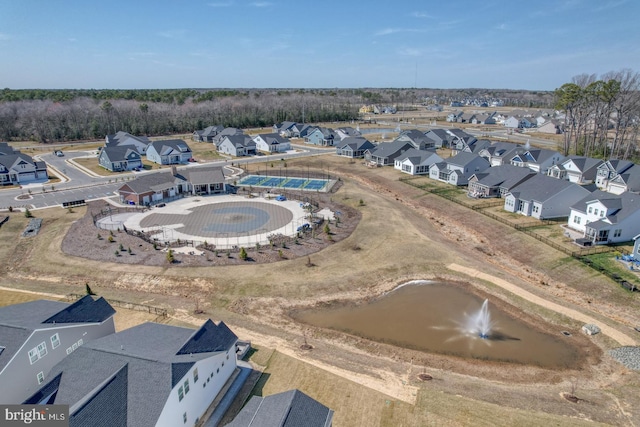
top-left (237, 175), bottom-right (332, 192)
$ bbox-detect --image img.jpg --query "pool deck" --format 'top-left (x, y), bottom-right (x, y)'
top-left (99, 194), bottom-right (315, 249)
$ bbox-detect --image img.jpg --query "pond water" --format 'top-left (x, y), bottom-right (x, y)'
top-left (292, 281), bottom-right (580, 368)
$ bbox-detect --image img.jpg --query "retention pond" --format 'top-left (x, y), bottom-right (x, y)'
top-left (291, 281), bottom-right (582, 369)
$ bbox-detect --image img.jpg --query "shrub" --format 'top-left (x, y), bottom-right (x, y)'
top-left (239, 247), bottom-right (248, 260)
top-left (323, 223), bottom-right (330, 234)
top-left (85, 283), bottom-right (96, 296)
top-left (166, 249), bottom-right (174, 263)
top-left (278, 249), bottom-right (284, 259)
top-left (128, 247), bottom-right (132, 255)
top-left (108, 235), bottom-right (114, 243)
top-left (114, 249), bottom-right (120, 257)
top-left (24, 207), bottom-right (32, 218)
top-left (118, 243), bottom-right (124, 251)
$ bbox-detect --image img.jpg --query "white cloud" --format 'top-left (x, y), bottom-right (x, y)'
top-left (410, 11), bottom-right (433, 18)
top-left (375, 28), bottom-right (427, 36)
top-left (157, 29), bottom-right (188, 40)
top-left (250, 1), bottom-right (272, 6)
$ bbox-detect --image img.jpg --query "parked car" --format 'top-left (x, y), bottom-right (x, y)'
top-left (54, 150), bottom-right (64, 157)
top-left (275, 195), bottom-right (286, 201)
top-left (188, 158), bottom-right (197, 163)
top-left (297, 223), bottom-right (311, 232)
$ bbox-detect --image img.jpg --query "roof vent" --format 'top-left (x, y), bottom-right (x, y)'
top-left (121, 345), bottom-right (124, 350)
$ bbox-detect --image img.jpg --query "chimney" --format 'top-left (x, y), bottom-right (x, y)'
top-left (171, 165), bottom-right (177, 176)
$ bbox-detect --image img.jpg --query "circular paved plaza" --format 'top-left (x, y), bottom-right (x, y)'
top-left (118, 195), bottom-right (309, 249)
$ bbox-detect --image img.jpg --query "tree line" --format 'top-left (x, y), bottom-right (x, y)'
top-left (554, 69), bottom-right (640, 160)
top-left (0, 87), bottom-right (557, 143)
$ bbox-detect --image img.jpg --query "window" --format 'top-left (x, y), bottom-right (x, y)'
top-left (37, 372), bottom-right (44, 384)
top-left (183, 413), bottom-right (187, 424)
top-left (193, 368), bottom-right (198, 383)
top-left (37, 342), bottom-right (47, 358)
top-left (51, 333), bottom-right (60, 349)
top-left (77, 339), bottom-right (83, 346)
top-left (594, 209), bottom-right (598, 215)
top-left (178, 386), bottom-right (184, 402)
top-left (588, 207), bottom-right (592, 213)
top-left (28, 348), bottom-right (39, 364)
top-left (614, 229), bottom-right (622, 238)
top-left (573, 216), bottom-right (581, 225)
top-left (600, 211), bottom-right (605, 217)
top-left (183, 379), bottom-right (189, 395)
top-left (66, 347), bottom-right (72, 355)
top-left (72, 343), bottom-right (78, 351)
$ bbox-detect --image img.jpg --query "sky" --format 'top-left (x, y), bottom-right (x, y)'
top-left (1, 0), bottom-right (639, 90)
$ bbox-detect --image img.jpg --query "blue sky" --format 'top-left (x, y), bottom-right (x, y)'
top-left (1, 0), bottom-right (638, 90)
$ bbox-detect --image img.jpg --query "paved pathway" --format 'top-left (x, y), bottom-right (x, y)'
top-left (448, 263), bottom-right (637, 346)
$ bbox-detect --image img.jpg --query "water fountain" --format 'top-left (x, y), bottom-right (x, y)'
top-left (468, 299), bottom-right (492, 339)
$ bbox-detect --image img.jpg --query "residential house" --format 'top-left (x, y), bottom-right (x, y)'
top-left (227, 389), bottom-right (334, 427)
top-left (472, 114), bottom-right (496, 125)
top-left (504, 174), bottom-right (593, 219)
top-left (595, 159), bottom-right (635, 190)
top-left (192, 125), bottom-right (225, 142)
top-left (273, 121), bottom-right (298, 137)
top-left (504, 116), bottom-right (521, 128)
top-left (117, 166), bottom-right (227, 205)
top-left (105, 131), bottom-right (151, 154)
top-left (0, 151), bottom-right (48, 186)
top-left (334, 127), bottom-right (361, 140)
top-left (394, 148), bottom-right (442, 175)
top-left (0, 296), bottom-right (116, 404)
top-left (424, 129), bottom-right (454, 148)
top-left (98, 146), bottom-right (143, 172)
top-left (253, 133), bottom-right (291, 153)
top-left (477, 142), bottom-right (525, 167)
top-left (520, 117), bottom-right (537, 128)
top-left (0, 142), bottom-right (16, 155)
top-left (633, 234), bottom-right (640, 259)
top-left (291, 123), bottom-right (313, 138)
top-left (305, 127), bottom-right (336, 146)
top-left (365, 140), bottom-right (417, 166)
top-left (567, 190), bottom-right (640, 244)
top-left (537, 119), bottom-right (564, 134)
top-left (212, 128), bottom-right (244, 148)
top-left (335, 137), bottom-right (375, 158)
top-left (510, 149), bottom-right (565, 174)
top-left (23, 319), bottom-right (239, 427)
top-left (429, 152), bottom-right (490, 186)
top-left (146, 140), bottom-right (193, 165)
top-left (547, 156), bottom-right (603, 184)
top-left (218, 135), bottom-right (256, 157)
top-left (467, 165), bottom-right (536, 199)
top-left (446, 111), bottom-right (464, 122)
top-left (606, 165), bottom-right (640, 195)
top-left (395, 129), bottom-right (434, 149)
top-left (451, 137), bottom-right (490, 156)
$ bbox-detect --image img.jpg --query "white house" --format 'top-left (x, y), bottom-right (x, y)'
top-left (22, 319), bottom-right (239, 427)
top-left (394, 148), bottom-right (443, 175)
top-left (504, 174), bottom-right (593, 219)
top-left (0, 296), bottom-right (116, 404)
top-left (595, 159), bottom-right (635, 189)
top-left (546, 156), bottom-right (603, 185)
top-left (606, 164), bottom-right (640, 195)
top-left (105, 131), bottom-right (151, 154)
top-left (146, 140), bottom-right (193, 165)
top-left (0, 151), bottom-right (49, 185)
top-left (567, 190), bottom-right (640, 244)
top-left (510, 149), bottom-right (565, 174)
top-left (253, 133), bottom-right (291, 153)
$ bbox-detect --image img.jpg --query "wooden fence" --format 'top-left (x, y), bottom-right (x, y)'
top-left (67, 293), bottom-right (168, 317)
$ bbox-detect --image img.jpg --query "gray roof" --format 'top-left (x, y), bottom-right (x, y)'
top-left (148, 140), bottom-right (191, 156)
top-left (337, 137), bottom-right (374, 151)
top-left (470, 165), bottom-right (535, 189)
top-left (610, 165), bottom-right (640, 192)
top-left (446, 151), bottom-right (489, 168)
top-left (23, 321), bottom-right (237, 427)
top-left (100, 146), bottom-right (141, 162)
top-left (509, 174), bottom-right (591, 203)
top-left (255, 133), bottom-right (289, 145)
top-left (118, 166), bottom-right (225, 194)
top-left (0, 297), bottom-right (115, 372)
top-left (0, 142), bottom-right (16, 155)
top-left (396, 148), bottom-right (440, 165)
top-left (105, 132), bottom-right (150, 147)
top-left (368, 140), bottom-right (414, 159)
top-left (227, 389), bottom-right (333, 427)
top-left (0, 152), bottom-right (46, 172)
top-left (223, 134), bottom-right (255, 149)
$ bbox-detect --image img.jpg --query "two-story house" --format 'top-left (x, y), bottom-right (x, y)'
top-left (146, 140), bottom-right (193, 165)
top-left (23, 319), bottom-right (239, 427)
top-left (0, 296), bottom-right (116, 403)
